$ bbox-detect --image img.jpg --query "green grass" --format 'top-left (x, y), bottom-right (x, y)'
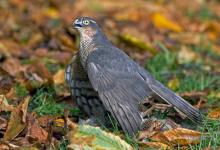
top-left (29, 86), bottom-right (79, 116)
top-left (186, 4), bottom-right (219, 21)
top-left (58, 137), bottom-right (69, 150)
top-left (190, 117), bottom-right (220, 150)
top-left (15, 84), bottom-right (29, 98)
top-left (146, 46), bottom-right (219, 93)
top-left (146, 50), bottom-right (178, 83)
top-left (145, 43), bottom-right (220, 149)
top-left (29, 87), bottom-right (65, 115)
top-left (177, 74), bottom-right (218, 92)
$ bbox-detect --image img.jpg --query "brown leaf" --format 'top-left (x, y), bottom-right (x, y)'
top-left (178, 46), bottom-right (198, 64)
top-left (2, 58), bottom-right (25, 76)
top-left (139, 141), bottom-right (171, 150)
top-left (169, 33), bottom-right (201, 45)
top-left (21, 96), bottom-right (30, 123)
top-left (0, 67), bottom-right (14, 95)
top-left (139, 118), bottom-right (181, 141)
top-left (25, 63), bottom-right (53, 89)
top-left (58, 33), bottom-right (75, 51)
top-left (53, 69), bottom-right (65, 85)
top-left (26, 122), bottom-right (48, 143)
top-left (0, 144), bottom-right (10, 150)
top-left (37, 115), bottom-right (56, 127)
top-left (208, 108), bottom-right (220, 119)
top-left (3, 97), bottom-right (30, 141)
top-left (139, 120), bottom-right (163, 140)
top-left (0, 95), bottom-right (14, 112)
top-left (0, 116), bottom-right (7, 130)
top-left (151, 128), bottom-right (201, 146)
top-left (48, 51), bottom-right (72, 64)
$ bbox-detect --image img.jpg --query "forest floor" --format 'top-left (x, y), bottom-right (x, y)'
top-left (0, 0), bottom-right (220, 149)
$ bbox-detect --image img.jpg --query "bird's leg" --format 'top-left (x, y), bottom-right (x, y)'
top-left (141, 106), bottom-right (155, 118)
top-left (140, 95), bottom-right (155, 118)
top-left (141, 101), bottom-right (172, 118)
top-left (153, 103), bottom-right (172, 112)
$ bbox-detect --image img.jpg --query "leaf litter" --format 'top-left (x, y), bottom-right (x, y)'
top-left (0, 0), bottom-right (220, 149)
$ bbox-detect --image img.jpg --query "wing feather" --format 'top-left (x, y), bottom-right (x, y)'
top-left (87, 63), bottom-right (150, 136)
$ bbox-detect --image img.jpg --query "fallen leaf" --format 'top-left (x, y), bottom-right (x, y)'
top-left (114, 9), bottom-right (146, 22)
top-left (58, 33), bottom-right (75, 50)
top-left (54, 118), bottom-right (65, 127)
top-left (167, 78), bottom-right (180, 90)
top-left (37, 115), bottom-right (56, 127)
top-left (0, 95), bottom-right (14, 112)
top-left (0, 144), bottom-right (9, 150)
top-left (208, 108), bottom-right (220, 119)
top-left (139, 119), bottom-right (163, 140)
top-left (53, 69), bottom-right (65, 85)
top-left (152, 13), bottom-right (182, 32)
top-left (151, 128), bottom-right (201, 146)
top-left (25, 63), bottom-right (53, 89)
top-left (139, 141), bottom-right (171, 150)
top-left (0, 67), bottom-right (14, 95)
top-left (26, 122), bottom-right (48, 143)
top-left (169, 33), bottom-right (201, 45)
top-left (67, 119), bottom-right (133, 150)
top-left (2, 58), bottom-right (24, 76)
top-left (178, 46), bottom-right (198, 64)
top-left (21, 96), bottom-right (30, 123)
top-left (44, 7), bottom-right (60, 19)
top-left (201, 21), bottom-right (220, 42)
top-left (118, 33), bottom-right (156, 54)
top-left (18, 147), bottom-right (39, 150)
top-left (0, 116), bottom-right (7, 130)
top-left (3, 97), bottom-right (30, 141)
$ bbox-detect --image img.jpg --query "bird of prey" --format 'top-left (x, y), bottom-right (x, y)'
top-left (65, 17), bottom-right (202, 136)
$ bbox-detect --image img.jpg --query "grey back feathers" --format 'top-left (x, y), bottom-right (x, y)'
top-left (66, 17), bottom-right (202, 136)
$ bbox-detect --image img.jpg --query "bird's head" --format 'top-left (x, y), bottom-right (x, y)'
top-left (73, 17), bottom-right (99, 37)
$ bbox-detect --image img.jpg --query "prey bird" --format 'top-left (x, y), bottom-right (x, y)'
top-left (65, 17), bottom-right (202, 136)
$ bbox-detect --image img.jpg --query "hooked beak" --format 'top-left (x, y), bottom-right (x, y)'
top-left (73, 19), bottom-right (83, 28)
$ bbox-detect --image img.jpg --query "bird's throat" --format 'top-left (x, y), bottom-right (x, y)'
top-left (79, 33), bottom-right (97, 69)
top-left (78, 28), bottom-right (111, 69)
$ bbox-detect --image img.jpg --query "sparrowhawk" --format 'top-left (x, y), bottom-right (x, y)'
top-left (65, 17), bottom-right (202, 136)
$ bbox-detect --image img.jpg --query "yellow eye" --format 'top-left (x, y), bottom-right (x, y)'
top-left (83, 20), bottom-right (90, 25)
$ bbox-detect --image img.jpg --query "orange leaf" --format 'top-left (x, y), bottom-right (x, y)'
top-left (53, 69), bottom-right (65, 85)
top-left (208, 108), bottom-right (220, 119)
top-left (26, 122), bottom-right (48, 143)
top-left (139, 141), bottom-right (171, 149)
top-left (152, 13), bottom-right (182, 32)
top-left (44, 8), bottom-right (59, 19)
top-left (151, 128), bottom-right (201, 146)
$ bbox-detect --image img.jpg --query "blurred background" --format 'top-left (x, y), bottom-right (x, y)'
top-left (0, 0), bottom-right (220, 149)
